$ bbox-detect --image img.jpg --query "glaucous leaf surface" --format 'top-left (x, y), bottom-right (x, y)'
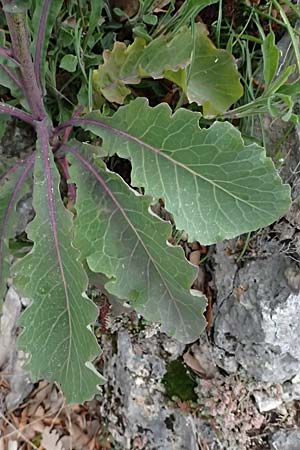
top-left (0, 157), bottom-right (33, 303)
top-left (71, 98), bottom-right (291, 244)
top-left (68, 144), bottom-right (206, 343)
top-left (13, 134), bottom-right (104, 403)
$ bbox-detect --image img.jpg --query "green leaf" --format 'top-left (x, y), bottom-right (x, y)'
top-left (0, 65), bottom-right (24, 100)
top-left (262, 31), bottom-right (280, 91)
top-left (166, 0), bottom-right (219, 33)
top-left (31, 0), bottom-right (63, 90)
top-left (142, 14), bottom-right (158, 25)
top-left (67, 144), bottom-right (206, 343)
top-left (87, 0), bottom-right (103, 38)
top-left (93, 29), bottom-right (192, 104)
top-left (93, 23), bottom-right (242, 114)
top-left (0, 156), bottom-right (33, 304)
top-left (13, 136), bottom-right (104, 403)
top-left (185, 23), bottom-right (243, 116)
top-left (0, 114), bottom-right (9, 140)
top-left (72, 98), bottom-right (291, 244)
top-left (268, 65), bottom-right (295, 94)
top-left (59, 54), bottom-right (78, 73)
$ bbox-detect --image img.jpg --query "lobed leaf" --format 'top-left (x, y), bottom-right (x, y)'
top-left (13, 128), bottom-right (104, 403)
top-left (93, 23), bottom-right (242, 115)
top-left (0, 156), bottom-right (34, 303)
top-left (67, 98), bottom-right (291, 244)
top-left (93, 29), bottom-right (192, 104)
top-left (67, 144), bottom-right (206, 343)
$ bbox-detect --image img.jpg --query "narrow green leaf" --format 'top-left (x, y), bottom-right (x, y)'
top-left (31, 0), bottom-right (63, 89)
top-left (165, 0), bottom-right (219, 33)
top-left (268, 65), bottom-right (295, 94)
top-left (13, 135), bottom-right (104, 403)
top-left (93, 29), bottom-right (192, 104)
top-left (262, 31), bottom-right (280, 91)
top-left (86, 0), bottom-right (103, 41)
top-left (68, 144), bottom-right (206, 343)
top-left (185, 23), bottom-right (243, 116)
top-left (70, 98), bottom-right (291, 244)
top-left (0, 156), bottom-right (34, 303)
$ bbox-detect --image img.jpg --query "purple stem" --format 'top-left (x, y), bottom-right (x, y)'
top-left (2, 2), bottom-right (47, 121)
top-left (0, 153), bottom-right (35, 288)
top-left (0, 103), bottom-right (34, 125)
top-left (0, 64), bottom-right (23, 90)
top-left (34, 0), bottom-right (51, 90)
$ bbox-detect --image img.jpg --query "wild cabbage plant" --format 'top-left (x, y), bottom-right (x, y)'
top-left (0, 0), bottom-right (291, 403)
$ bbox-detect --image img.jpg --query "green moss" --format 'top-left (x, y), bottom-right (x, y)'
top-left (162, 359), bottom-right (197, 402)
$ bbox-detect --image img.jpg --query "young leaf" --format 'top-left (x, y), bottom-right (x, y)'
top-left (67, 144), bottom-right (206, 343)
top-left (93, 29), bottom-right (192, 104)
top-left (31, 0), bottom-right (63, 89)
top-left (60, 54), bottom-right (78, 73)
top-left (63, 98), bottom-right (291, 244)
top-left (0, 156), bottom-right (34, 303)
top-left (13, 126), bottom-right (104, 403)
top-left (262, 31), bottom-right (280, 91)
top-left (185, 23), bottom-right (243, 116)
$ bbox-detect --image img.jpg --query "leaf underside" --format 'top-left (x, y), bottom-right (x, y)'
top-left (68, 144), bottom-right (207, 343)
top-left (72, 98), bottom-right (291, 244)
top-left (13, 137), bottom-right (104, 404)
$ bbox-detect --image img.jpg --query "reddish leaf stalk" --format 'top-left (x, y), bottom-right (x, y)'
top-left (0, 102), bottom-right (34, 125)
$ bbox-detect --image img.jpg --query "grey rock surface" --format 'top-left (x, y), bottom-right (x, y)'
top-left (270, 429), bottom-right (300, 450)
top-left (213, 241), bottom-right (300, 382)
top-left (100, 328), bottom-right (221, 450)
top-left (0, 287), bottom-right (33, 411)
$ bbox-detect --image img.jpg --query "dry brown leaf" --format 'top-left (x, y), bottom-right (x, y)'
top-left (189, 250), bottom-right (201, 266)
top-left (41, 427), bottom-right (64, 450)
top-left (183, 352), bottom-right (207, 377)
